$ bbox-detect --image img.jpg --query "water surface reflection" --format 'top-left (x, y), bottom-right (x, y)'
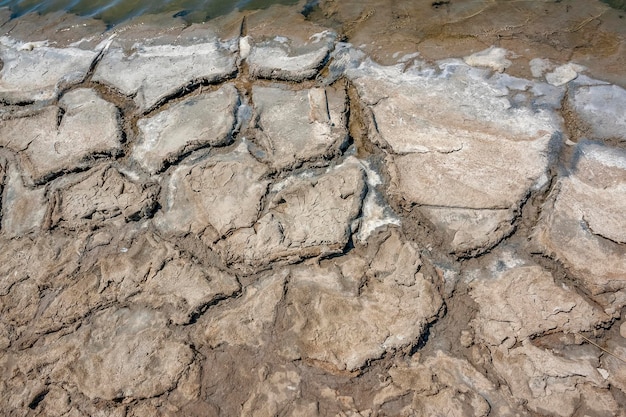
top-left (0, 0), bottom-right (300, 25)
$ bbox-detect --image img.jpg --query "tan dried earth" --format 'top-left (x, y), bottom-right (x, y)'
top-left (0, 0), bottom-right (625, 416)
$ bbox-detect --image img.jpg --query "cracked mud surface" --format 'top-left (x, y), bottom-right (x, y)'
top-left (1, 1), bottom-right (626, 416)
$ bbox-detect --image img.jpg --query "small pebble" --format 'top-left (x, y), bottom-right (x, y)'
top-left (597, 368), bottom-right (609, 379)
top-left (460, 330), bottom-right (473, 348)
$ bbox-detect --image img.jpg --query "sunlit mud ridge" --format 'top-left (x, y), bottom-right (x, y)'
top-left (0, 2), bottom-right (625, 416)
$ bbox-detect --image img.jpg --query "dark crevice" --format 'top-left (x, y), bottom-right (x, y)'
top-left (56, 107), bottom-right (66, 128)
top-left (28, 389), bottom-right (49, 409)
top-left (141, 72), bottom-right (238, 116)
top-left (185, 288), bottom-right (243, 325)
top-left (417, 203), bottom-right (512, 211)
top-left (149, 129), bottom-right (237, 176)
top-left (343, 233), bottom-right (356, 256)
top-left (32, 165), bottom-right (93, 187)
top-left (85, 39), bottom-right (113, 82)
top-left (409, 323), bottom-right (433, 356)
top-left (432, 1), bottom-right (451, 9)
top-left (128, 200), bottom-right (161, 222)
top-left (0, 98), bottom-right (35, 107)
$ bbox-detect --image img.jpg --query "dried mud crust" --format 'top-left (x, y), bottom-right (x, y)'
top-left (1, 3), bottom-right (626, 417)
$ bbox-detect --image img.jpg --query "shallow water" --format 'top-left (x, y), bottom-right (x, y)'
top-left (1, 0), bottom-right (624, 30)
top-left (0, 0), bottom-right (300, 25)
top-left (603, 0), bottom-right (626, 10)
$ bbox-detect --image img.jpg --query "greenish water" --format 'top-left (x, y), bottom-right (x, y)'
top-left (1, 0), bottom-right (623, 28)
top-left (602, 0), bottom-right (626, 10)
top-left (0, 0), bottom-right (301, 26)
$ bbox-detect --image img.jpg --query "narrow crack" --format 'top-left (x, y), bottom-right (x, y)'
top-left (582, 215), bottom-right (625, 246)
top-left (85, 36), bottom-right (116, 81)
top-left (185, 287), bottom-right (244, 326)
